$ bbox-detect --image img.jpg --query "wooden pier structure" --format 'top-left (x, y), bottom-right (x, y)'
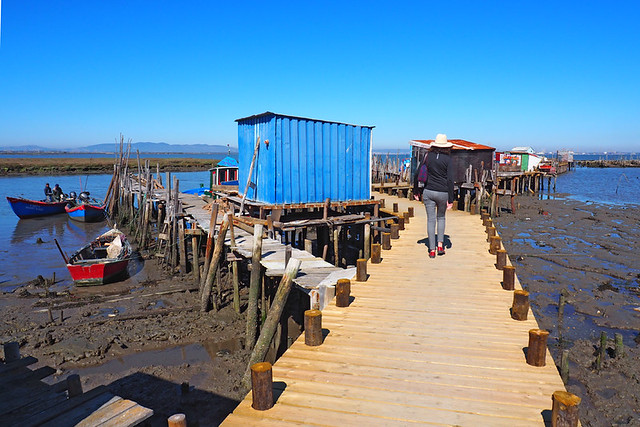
top-left (223, 194), bottom-right (571, 426)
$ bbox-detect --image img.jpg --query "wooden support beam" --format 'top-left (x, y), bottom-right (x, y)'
top-left (246, 224), bottom-right (265, 349)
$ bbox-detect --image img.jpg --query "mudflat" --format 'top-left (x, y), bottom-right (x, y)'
top-left (0, 157), bottom-right (216, 175)
top-left (494, 195), bottom-right (640, 426)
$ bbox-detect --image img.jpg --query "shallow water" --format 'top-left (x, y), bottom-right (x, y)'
top-left (0, 171), bottom-right (211, 288)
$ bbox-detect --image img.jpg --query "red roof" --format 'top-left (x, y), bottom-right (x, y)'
top-left (410, 139), bottom-right (494, 151)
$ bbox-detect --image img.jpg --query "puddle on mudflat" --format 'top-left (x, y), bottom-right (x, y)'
top-left (68, 337), bottom-right (244, 377)
top-left (90, 307), bottom-right (127, 319)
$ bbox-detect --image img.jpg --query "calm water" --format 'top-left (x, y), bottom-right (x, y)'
top-left (0, 171), bottom-right (211, 290)
top-left (555, 166), bottom-right (640, 206)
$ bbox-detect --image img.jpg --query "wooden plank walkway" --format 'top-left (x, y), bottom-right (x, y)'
top-left (0, 355), bottom-right (152, 426)
top-left (223, 194), bottom-right (567, 426)
top-left (180, 193), bottom-right (355, 309)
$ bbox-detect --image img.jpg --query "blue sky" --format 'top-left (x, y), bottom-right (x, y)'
top-left (1, 1), bottom-right (638, 152)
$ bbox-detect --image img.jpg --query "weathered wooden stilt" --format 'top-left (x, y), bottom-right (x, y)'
top-left (511, 289), bottom-right (529, 320)
top-left (408, 206), bottom-right (414, 217)
top-left (168, 413), bottom-right (187, 427)
top-left (560, 349), bottom-right (570, 384)
top-left (304, 309), bottom-right (323, 346)
top-left (250, 362), bottom-right (274, 411)
top-left (489, 235), bottom-right (502, 255)
top-left (363, 223), bottom-right (371, 260)
top-left (356, 258), bottom-right (367, 282)
top-left (381, 232), bottom-right (391, 250)
top-left (496, 249), bottom-right (507, 270)
top-left (486, 225), bottom-right (496, 242)
top-left (392, 202), bottom-right (398, 213)
top-left (246, 224), bottom-right (264, 349)
top-left (526, 329), bottom-right (549, 367)
top-left (200, 215), bottom-right (230, 312)
top-left (403, 211), bottom-right (410, 225)
top-left (551, 390), bottom-right (581, 427)
top-left (191, 232), bottom-right (200, 286)
top-left (502, 265), bottom-right (515, 290)
top-left (371, 243), bottom-right (382, 263)
top-left (390, 224), bottom-right (400, 239)
top-left (335, 279), bottom-right (350, 307)
top-left (398, 217), bottom-right (405, 231)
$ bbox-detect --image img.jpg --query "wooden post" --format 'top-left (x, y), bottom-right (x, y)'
top-left (67, 374), bottom-right (83, 397)
top-left (333, 226), bottom-right (340, 267)
top-left (469, 203), bottom-right (476, 215)
top-left (397, 216), bottom-right (404, 231)
top-left (47, 309), bottom-right (54, 324)
top-left (489, 235), bottom-right (502, 255)
top-left (336, 279), bottom-right (350, 307)
top-left (392, 202), bottom-right (398, 213)
top-left (323, 198), bottom-right (330, 220)
top-left (615, 333), bottom-right (625, 358)
top-left (178, 219), bottom-right (187, 274)
top-left (168, 414), bottom-right (187, 427)
top-left (304, 309), bottom-right (323, 346)
top-left (304, 238), bottom-right (313, 254)
top-left (371, 243), bottom-right (382, 263)
top-left (363, 223), bottom-right (371, 260)
top-left (551, 391), bottom-right (581, 427)
top-left (502, 265), bottom-right (515, 290)
top-left (200, 215), bottom-right (230, 312)
top-left (250, 362), bottom-right (274, 411)
top-left (191, 231), bottom-right (200, 286)
top-left (596, 331), bottom-right (607, 370)
top-left (526, 329), bottom-right (549, 367)
top-left (379, 198), bottom-right (385, 209)
top-left (246, 224), bottom-right (264, 349)
top-left (486, 225), bottom-right (496, 242)
top-left (390, 224), bottom-right (399, 239)
top-left (356, 258), bottom-right (367, 282)
top-left (381, 232), bottom-right (391, 250)
top-left (240, 136), bottom-right (261, 215)
top-left (243, 259), bottom-right (302, 388)
top-left (408, 206), bottom-right (414, 217)
top-left (3, 342), bottom-right (20, 362)
top-left (511, 290), bottom-right (529, 320)
top-left (202, 203), bottom-right (219, 288)
top-left (496, 249), bottom-right (507, 270)
top-left (560, 349), bottom-right (570, 384)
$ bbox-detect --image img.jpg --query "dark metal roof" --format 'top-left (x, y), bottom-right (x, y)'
top-left (236, 111), bottom-right (375, 128)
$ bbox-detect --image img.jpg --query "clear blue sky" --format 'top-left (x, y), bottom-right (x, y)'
top-left (1, 1), bottom-right (639, 152)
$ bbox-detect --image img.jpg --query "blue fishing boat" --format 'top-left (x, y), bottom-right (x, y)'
top-left (6, 196), bottom-right (67, 219)
top-left (65, 203), bottom-right (106, 222)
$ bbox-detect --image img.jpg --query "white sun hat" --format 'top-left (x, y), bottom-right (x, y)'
top-left (431, 133), bottom-right (453, 148)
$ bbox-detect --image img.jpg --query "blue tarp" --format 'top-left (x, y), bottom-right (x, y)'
top-left (218, 156), bottom-right (239, 167)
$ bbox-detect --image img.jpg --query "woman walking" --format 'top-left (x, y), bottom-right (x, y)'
top-left (414, 134), bottom-right (454, 258)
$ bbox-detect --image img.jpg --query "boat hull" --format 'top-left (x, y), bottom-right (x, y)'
top-left (65, 203), bottom-right (106, 222)
top-left (6, 197), bottom-right (67, 219)
top-left (66, 259), bottom-right (129, 285)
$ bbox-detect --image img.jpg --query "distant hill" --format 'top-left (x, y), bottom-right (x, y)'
top-left (0, 142), bottom-right (238, 154)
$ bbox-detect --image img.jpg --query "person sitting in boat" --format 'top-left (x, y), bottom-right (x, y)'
top-left (52, 184), bottom-right (64, 201)
top-left (44, 183), bottom-right (53, 202)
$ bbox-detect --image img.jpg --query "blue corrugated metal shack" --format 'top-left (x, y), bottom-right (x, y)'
top-left (236, 112), bottom-right (374, 205)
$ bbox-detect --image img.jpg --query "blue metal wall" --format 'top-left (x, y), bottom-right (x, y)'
top-left (237, 112), bottom-right (373, 205)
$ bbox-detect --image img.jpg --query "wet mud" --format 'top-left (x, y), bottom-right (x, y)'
top-left (0, 256), bottom-right (251, 425)
top-left (494, 195), bottom-right (640, 426)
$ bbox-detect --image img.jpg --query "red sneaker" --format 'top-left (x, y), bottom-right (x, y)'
top-left (437, 246), bottom-right (445, 256)
top-left (429, 250), bottom-right (436, 259)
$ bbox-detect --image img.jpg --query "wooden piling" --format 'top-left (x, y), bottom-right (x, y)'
top-left (615, 333), bottom-right (625, 358)
top-left (489, 235), bottom-right (502, 255)
top-left (551, 391), bottom-right (581, 427)
top-left (526, 329), bottom-right (549, 367)
top-left (47, 308), bottom-right (54, 324)
top-left (596, 331), bottom-right (607, 370)
top-left (246, 224), bottom-right (264, 349)
top-left (381, 233), bottom-right (391, 250)
top-left (333, 226), bottom-right (340, 267)
top-left (67, 374), bottom-right (83, 397)
top-left (403, 211), bottom-right (410, 225)
top-left (202, 203), bottom-right (219, 286)
top-left (511, 289), bottom-right (529, 320)
top-left (3, 342), bottom-right (20, 362)
top-left (390, 224), bottom-right (400, 239)
top-left (364, 223), bottom-right (371, 260)
top-left (178, 219), bottom-right (187, 274)
top-left (392, 202), bottom-right (398, 213)
top-left (200, 215), bottom-right (230, 313)
top-left (191, 230), bottom-right (200, 286)
top-left (250, 362), bottom-right (274, 411)
top-left (560, 349), bottom-right (569, 384)
top-left (243, 259), bottom-right (302, 388)
top-left (168, 414), bottom-right (187, 427)
top-left (398, 217), bottom-right (404, 231)
top-left (304, 309), bottom-right (323, 346)
top-left (356, 258), bottom-right (367, 282)
top-left (487, 225), bottom-right (496, 242)
top-left (336, 279), bottom-right (350, 307)
top-left (371, 243), bottom-right (382, 263)
top-left (502, 265), bottom-right (515, 290)
top-left (408, 206), bottom-right (414, 217)
top-left (496, 249), bottom-right (507, 270)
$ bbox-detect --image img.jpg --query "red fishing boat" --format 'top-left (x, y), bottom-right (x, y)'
top-left (63, 228), bottom-right (131, 285)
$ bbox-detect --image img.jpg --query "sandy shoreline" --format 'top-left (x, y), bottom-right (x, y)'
top-left (493, 194), bottom-right (640, 426)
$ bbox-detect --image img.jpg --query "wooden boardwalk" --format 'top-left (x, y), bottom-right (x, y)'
top-left (223, 194), bottom-right (567, 426)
